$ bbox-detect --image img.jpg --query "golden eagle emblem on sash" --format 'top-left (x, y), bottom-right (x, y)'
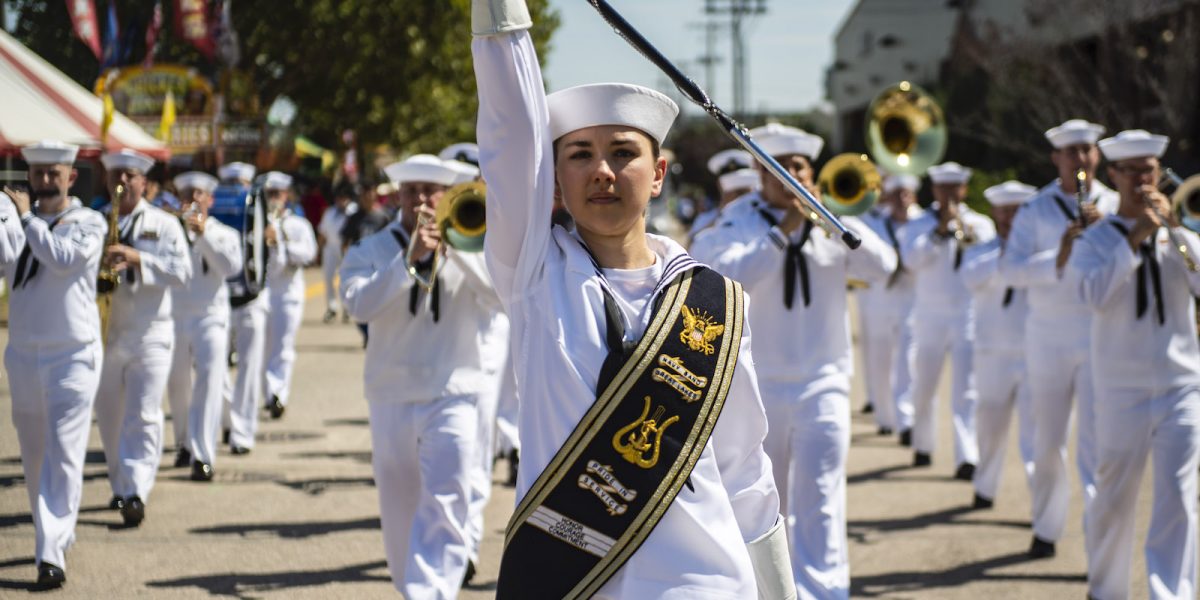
top-left (680, 305), bottom-right (724, 355)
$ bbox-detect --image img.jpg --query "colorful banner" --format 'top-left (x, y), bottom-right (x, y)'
top-left (100, 1), bottom-right (119, 69)
top-left (144, 1), bottom-right (163, 68)
top-left (174, 0), bottom-right (215, 60)
top-left (66, 0), bottom-right (101, 60)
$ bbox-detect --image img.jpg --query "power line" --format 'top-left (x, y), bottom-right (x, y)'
top-left (705, 0), bottom-right (768, 117)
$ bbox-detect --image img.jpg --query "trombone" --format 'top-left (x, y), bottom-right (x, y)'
top-left (405, 181), bottom-right (487, 289)
top-left (1155, 168), bottom-right (1200, 273)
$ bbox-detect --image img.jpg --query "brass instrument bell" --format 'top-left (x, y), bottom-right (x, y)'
top-left (817, 153), bottom-right (882, 216)
top-left (405, 181), bottom-right (487, 289)
top-left (865, 81), bottom-right (947, 176)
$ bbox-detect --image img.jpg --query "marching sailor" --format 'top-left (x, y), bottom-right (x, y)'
top-left (687, 148), bottom-right (758, 241)
top-left (164, 172), bottom-right (243, 481)
top-left (94, 149), bottom-right (192, 527)
top-left (857, 173), bottom-right (921, 441)
top-left (1, 141), bottom-right (107, 588)
top-left (340, 154), bottom-right (500, 597)
top-left (960, 180), bottom-right (1037, 509)
top-left (1070, 130), bottom-right (1200, 600)
top-left (317, 183), bottom-right (357, 323)
top-left (999, 119), bottom-right (1117, 558)
top-left (261, 172), bottom-right (317, 419)
top-left (901, 161), bottom-right (995, 477)
top-left (691, 123), bottom-right (896, 599)
top-left (473, 2), bottom-right (794, 598)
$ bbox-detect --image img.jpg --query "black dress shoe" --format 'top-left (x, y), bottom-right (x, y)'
top-left (230, 445), bottom-right (251, 456)
top-left (341, 311), bottom-right (350, 324)
top-left (222, 428), bottom-right (231, 445)
top-left (877, 426), bottom-right (894, 436)
top-left (121, 496), bottom-right (145, 527)
top-left (899, 429), bottom-right (912, 447)
top-left (861, 403), bottom-right (874, 414)
top-left (462, 559), bottom-right (477, 586)
top-left (955, 463), bottom-right (976, 481)
top-left (972, 493), bottom-right (994, 509)
top-left (323, 309), bottom-right (337, 323)
top-left (191, 461), bottom-right (214, 482)
top-left (174, 446), bottom-right (192, 468)
top-left (1028, 535), bottom-right (1056, 558)
top-left (36, 562), bottom-right (65, 589)
top-left (108, 495), bottom-right (125, 510)
top-left (505, 449), bottom-right (519, 488)
top-left (913, 452), bottom-right (932, 467)
top-left (267, 395), bottom-right (286, 419)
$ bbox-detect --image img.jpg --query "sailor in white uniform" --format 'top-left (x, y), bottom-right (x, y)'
top-left (317, 184), bottom-right (357, 323)
top-left (1, 141), bottom-right (107, 588)
top-left (94, 149), bottom-right (192, 527)
top-left (960, 180), bottom-right (1037, 509)
top-left (474, 3), bottom-right (794, 596)
top-left (999, 119), bottom-right (1118, 558)
top-left (1070, 130), bottom-right (1200, 600)
top-left (902, 162), bottom-right (996, 477)
top-left (341, 154), bottom-right (500, 597)
top-left (692, 123), bottom-right (896, 599)
top-left (164, 172), bottom-right (243, 481)
top-left (856, 173), bottom-right (922, 441)
top-left (687, 148), bottom-right (758, 241)
top-left (261, 172), bottom-right (317, 418)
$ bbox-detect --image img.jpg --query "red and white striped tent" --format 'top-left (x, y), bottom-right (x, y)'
top-left (0, 29), bottom-right (168, 160)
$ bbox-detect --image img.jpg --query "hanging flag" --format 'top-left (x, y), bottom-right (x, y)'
top-left (159, 91), bottom-right (177, 143)
top-left (66, 0), bottom-right (102, 60)
top-left (100, 92), bottom-right (115, 147)
top-left (213, 0), bottom-right (240, 66)
top-left (100, 1), bottom-right (120, 70)
top-left (143, 1), bottom-right (163, 68)
top-left (174, 0), bottom-right (215, 60)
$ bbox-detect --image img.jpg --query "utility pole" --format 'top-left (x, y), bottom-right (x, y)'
top-left (687, 20), bottom-right (724, 100)
top-left (704, 0), bottom-right (767, 118)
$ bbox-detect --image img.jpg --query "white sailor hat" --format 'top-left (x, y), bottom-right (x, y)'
top-left (707, 149), bottom-right (753, 176)
top-left (100, 149), bottom-right (155, 173)
top-left (718, 168), bottom-right (760, 194)
top-left (218, 162), bottom-right (257, 182)
top-left (384, 155), bottom-right (461, 187)
top-left (262, 171), bottom-right (294, 191)
top-left (984, 180), bottom-right (1037, 207)
top-left (173, 172), bottom-right (219, 194)
top-left (20, 140), bottom-right (79, 165)
top-left (547, 83), bottom-right (679, 145)
top-left (438, 143), bottom-right (480, 166)
top-left (883, 174), bottom-right (921, 193)
top-left (927, 162), bottom-right (972, 185)
top-left (1099, 129), bottom-right (1169, 162)
top-left (1044, 119), bottom-right (1105, 149)
top-left (749, 123), bottom-right (824, 161)
top-left (446, 161), bottom-right (480, 185)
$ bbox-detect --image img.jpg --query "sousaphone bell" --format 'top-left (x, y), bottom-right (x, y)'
top-left (866, 81), bottom-right (947, 176)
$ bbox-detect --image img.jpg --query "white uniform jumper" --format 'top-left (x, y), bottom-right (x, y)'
top-left (901, 207), bottom-right (996, 467)
top-left (961, 238), bottom-right (1034, 501)
top-left (95, 200), bottom-right (191, 502)
top-left (692, 196), bottom-right (896, 599)
top-left (340, 222), bottom-right (500, 598)
top-left (1070, 217), bottom-right (1200, 600)
top-left (318, 202), bottom-right (355, 314)
top-left (263, 212), bottom-right (317, 408)
top-left (857, 206), bottom-right (920, 433)
top-left (1, 197), bottom-right (106, 569)
top-left (166, 217), bottom-right (243, 466)
top-left (474, 30), bottom-right (781, 600)
top-left (1000, 180), bottom-right (1117, 543)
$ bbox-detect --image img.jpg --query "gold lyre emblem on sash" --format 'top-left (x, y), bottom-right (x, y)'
top-left (613, 397), bottom-right (679, 469)
top-left (680, 305), bottom-right (725, 355)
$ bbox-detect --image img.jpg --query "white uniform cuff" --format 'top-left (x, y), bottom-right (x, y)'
top-left (472, 0), bottom-right (532, 35)
top-left (746, 514), bottom-right (796, 600)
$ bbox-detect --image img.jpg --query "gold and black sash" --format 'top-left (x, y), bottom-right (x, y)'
top-left (496, 266), bottom-right (744, 599)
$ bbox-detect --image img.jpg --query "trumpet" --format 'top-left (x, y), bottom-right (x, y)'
top-left (405, 181), bottom-right (487, 289)
top-left (96, 184), bottom-right (125, 344)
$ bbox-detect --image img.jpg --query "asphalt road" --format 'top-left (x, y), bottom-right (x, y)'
top-left (0, 268), bottom-right (1153, 598)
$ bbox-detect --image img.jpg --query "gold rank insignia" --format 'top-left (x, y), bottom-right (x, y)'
top-left (613, 397), bottom-right (679, 469)
top-left (679, 304), bottom-right (724, 355)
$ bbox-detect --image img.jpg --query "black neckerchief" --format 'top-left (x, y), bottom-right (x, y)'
top-left (179, 217), bottom-right (209, 274)
top-left (116, 208), bottom-right (146, 284)
top-left (757, 209), bottom-right (814, 308)
top-left (1109, 220), bottom-right (1165, 325)
top-left (1052, 194), bottom-right (1077, 222)
top-left (882, 214), bottom-right (904, 288)
top-left (1002, 287), bottom-right (1014, 308)
top-left (391, 226), bottom-right (440, 322)
top-left (12, 207), bottom-right (77, 289)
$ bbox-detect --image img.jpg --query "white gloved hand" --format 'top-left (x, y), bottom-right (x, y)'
top-left (746, 515), bottom-right (797, 600)
top-left (472, 0), bottom-right (533, 36)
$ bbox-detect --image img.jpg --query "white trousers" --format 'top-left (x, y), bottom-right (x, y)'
top-left (95, 333), bottom-right (173, 501)
top-left (6, 341), bottom-right (101, 568)
top-left (466, 380), bottom-right (499, 564)
top-left (858, 306), bottom-right (915, 431)
top-left (760, 380), bottom-right (850, 600)
top-left (908, 312), bottom-right (978, 466)
top-left (1027, 319), bottom-right (1096, 542)
top-left (321, 244), bottom-right (341, 313)
top-left (166, 312), bottom-right (230, 465)
top-left (369, 397), bottom-right (477, 600)
top-left (264, 295), bottom-right (304, 406)
top-left (225, 298), bottom-right (267, 449)
top-left (1086, 385), bottom-right (1199, 600)
top-left (494, 357), bottom-right (520, 456)
top-left (973, 348), bottom-right (1034, 501)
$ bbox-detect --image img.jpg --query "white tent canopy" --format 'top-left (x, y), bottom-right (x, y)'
top-left (0, 29), bottom-right (168, 160)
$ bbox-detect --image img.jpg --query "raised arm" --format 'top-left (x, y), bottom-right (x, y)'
top-left (961, 243), bottom-right (1002, 292)
top-left (0, 195), bottom-right (25, 264)
top-left (22, 211), bottom-right (104, 275)
top-left (473, 0), bottom-right (553, 305)
top-left (1000, 203), bottom-right (1060, 287)
top-left (340, 240), bottom-right (414, 323)
top-left (691, 224), bottom-right (785, 286)
top-left (138, 217), bottom-right (191, 288)
top-left (844, 216), bottom-right (897, 284)
top-left (1068, 227), bottom-right (1137, 311)
top-left (283, 216), bottom-right (318, 267)
top-left (196, 223), bottom-right (244, 279)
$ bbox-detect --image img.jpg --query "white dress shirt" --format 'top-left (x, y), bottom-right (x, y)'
top-left (103, 200), bottom-right (192, 343)
top-left (962, 238), bottom-right (1026, 354)
top-left (172, 217), bottom-right (243, 316)
top-left (902, 205), bottom-right (997, 317)
top-left (265, 212), bottom-right (317, 301)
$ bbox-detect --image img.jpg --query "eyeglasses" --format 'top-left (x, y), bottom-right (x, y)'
top-left (1114, 164), bottom-right (1158, 177)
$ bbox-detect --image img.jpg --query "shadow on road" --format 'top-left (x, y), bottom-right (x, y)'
top-left (849, 504), bottom-right (1029, 544)
top-left (276, 476), bottom-right (375, 496)
top-left (324, 418), bottom-right (369, 427)
top-left (0, 512), bottom-right (31, 528)
top-left (191, 517), bottom-right (381, 539)
top-left (850, 551), bottom-right (1086, 597)
top-left (146, 560), bottom-right (391, 598)
top-left (294, 343), bottom-right (361, 354)
top-left (282, 450), bottom-right (372, 464)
